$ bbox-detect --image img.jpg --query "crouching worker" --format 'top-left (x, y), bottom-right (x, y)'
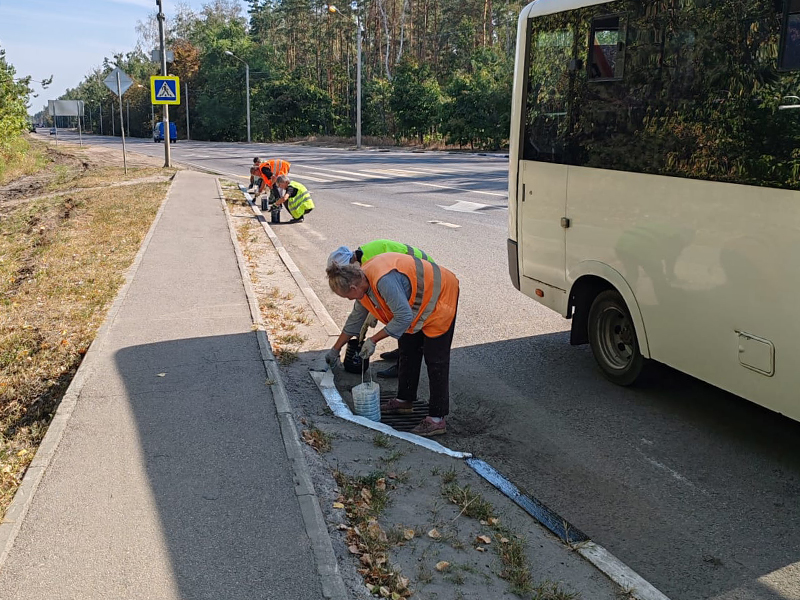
top-left (324, 253), bottom-right (459, 437)
top-left (248, 156), bottom-right (261, 191)
top-left (256, 158), bottom-right (291, 210)
top-left (271, 175), bottom-right (314, 224)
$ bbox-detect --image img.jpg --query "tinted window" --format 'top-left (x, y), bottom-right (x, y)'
top-left (521, 0), bottom-right (800, 190)
top-left (780, 0), bottom-right (800, 69)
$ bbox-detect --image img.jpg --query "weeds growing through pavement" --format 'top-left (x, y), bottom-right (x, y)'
top-left (301, 426), bottom-right (332, 453)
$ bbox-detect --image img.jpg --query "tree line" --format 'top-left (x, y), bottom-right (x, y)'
top-left (42, 0), bottom-right (522, 150)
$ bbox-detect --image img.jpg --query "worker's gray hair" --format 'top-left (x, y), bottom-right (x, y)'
top-left (276, 174), bottom-right (291, 185)
top-left (326, 262), bottom-right (366, 295)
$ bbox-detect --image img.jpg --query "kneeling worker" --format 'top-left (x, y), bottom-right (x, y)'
top-left (271, 175), bottom-right (314, 223)
top-left (325, 253), bottom-right (459, 437)
top-left (248, 156), bottom-right (261, 190)
top-left (256, 158), bottom-right (291, 211)
top-left (326, 240), bottom-right (434, 378)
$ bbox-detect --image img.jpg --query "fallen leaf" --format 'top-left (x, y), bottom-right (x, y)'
top-left (435, 561), bottom-right (450, 572)
top-left (488, 517), bottom-right (499, 525)
top-left (366, 583), bottom-right (377, 593)
top-left (391, 593), bottom-right (401, 600)
top-left (500, 537), bottom-right (510, 544)
top-left (360, 553), bottom-right (373, 566)
top-left (475, 546), bottom-right (486, 552)
top-left (479, 520), bottom-right (488, 525)
top-left (403, 529), bottom-right (415, 540)
top-left (333, 502), bottom-right (345, 509)
top-left (427, 528), bottom-right (441, 539)
top-left (376, 478), bottom-right (386, 490)
top-left (348, 544), bottom-right (361, 555)
top-left (375, 554), bottom-right (387, 566)
top-left (397, 576), bottom-right (410, 589)
top-left (379, 586), bottom-right (390, 598)
top-left (477, 535), bottom-right (491, 544)
top-left (336, 524), bottom-right (349, 531)
top-left (361, 487), bottom-right (372, 502)
top-left (388, 471), bottom-right (397, 479)
top-left (157, 373), bottom-right (166, 377)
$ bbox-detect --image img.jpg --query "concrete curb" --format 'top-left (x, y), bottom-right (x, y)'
top-left (235, 184), bottom-right (340, 337)
top-left (0, 175), bottom-right (175, 572)
top-left (217, 179), bottom-right (348, 600)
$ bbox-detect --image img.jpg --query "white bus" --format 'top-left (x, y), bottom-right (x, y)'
top-left (507, 0), bottom-right (800, 422)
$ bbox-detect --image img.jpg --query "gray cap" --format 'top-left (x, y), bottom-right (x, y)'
top-left (327, 246), bottom-right (355, 269)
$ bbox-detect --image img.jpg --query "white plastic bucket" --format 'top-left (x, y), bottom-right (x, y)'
top-left (352, 381), bottom-right (380, 422)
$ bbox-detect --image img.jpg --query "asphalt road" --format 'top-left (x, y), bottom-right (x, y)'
top-left (48, 132), bottom-right (800, 600)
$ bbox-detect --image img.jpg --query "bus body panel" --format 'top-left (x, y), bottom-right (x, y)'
top-left (565, 167), bottom-right (800, 420)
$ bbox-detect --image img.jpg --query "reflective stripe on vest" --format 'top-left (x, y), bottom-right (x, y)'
top-left (405, 244), bottom-right (429, 261)
top-left (360, 253), bottom-right (457, 337)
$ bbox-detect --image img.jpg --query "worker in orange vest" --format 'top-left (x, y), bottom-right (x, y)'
top-left (255, 158), bottom-right (291, 211)
top-left (247, 156), bottom-right (261, 190)
top-left (325, 252), bottom-right (460, 437)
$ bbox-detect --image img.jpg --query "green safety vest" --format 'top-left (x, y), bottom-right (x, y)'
top-left (359, 239), bottom-right (434, 264)
top-left (286, 181), bottom-right (314, 219)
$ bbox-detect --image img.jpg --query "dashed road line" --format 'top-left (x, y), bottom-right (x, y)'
top-left (351, 202), bottom-right (374, 207)
top-left (417, 182), bottom-right (507, 197)
top-left (428, 220), bottom-right (461, 228)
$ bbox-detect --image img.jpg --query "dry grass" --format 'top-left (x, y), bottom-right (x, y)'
top-left (0, 138), bottom-right (50, 185)
top-left (0, 171), bottom-right (168, 517)
top-left (47, 165), bottom-right (170, 191)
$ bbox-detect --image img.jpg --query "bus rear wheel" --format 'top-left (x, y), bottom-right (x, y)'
top-left (588, 290), bottom-right (645, 386)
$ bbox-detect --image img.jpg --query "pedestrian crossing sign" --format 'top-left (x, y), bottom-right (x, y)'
top-left (150, 76), bottom-right (180, 105)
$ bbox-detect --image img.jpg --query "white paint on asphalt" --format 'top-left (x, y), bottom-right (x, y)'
top-left (428, 220), bottom-right (461, 228)
top-left (302, 166), bottom-right (390, 179)
top-left (440, 200), bottom-right (494, 213)
top-left (351, 202), bottom-right (374, 207)
top-left (636, 448), bottom-right (708, 495)
top-left (289, 172), bottom-right (330, 182)
top-left (295, 169), bottom-right (361, 182)
top-left (417, 182), bottom-right (507, 197)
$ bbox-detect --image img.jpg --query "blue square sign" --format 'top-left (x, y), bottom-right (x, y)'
top-left (151, 76), bottom-right (180, 105)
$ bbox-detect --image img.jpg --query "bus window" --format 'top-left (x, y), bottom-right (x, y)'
top-left (589, 14), bottom-right (626, 80)
top-left (780, 0), bottom-right (800, 70)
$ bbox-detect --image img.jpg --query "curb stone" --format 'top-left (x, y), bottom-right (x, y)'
top-left (0, 175), bottom-right (175, 571)
top-left (217, 178), bottom-right (348, 600)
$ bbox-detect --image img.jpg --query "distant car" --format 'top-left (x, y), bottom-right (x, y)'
top-left (153, 122), bottom-right (177, 143)
top-left (49, 127), bottom-right (57, 135)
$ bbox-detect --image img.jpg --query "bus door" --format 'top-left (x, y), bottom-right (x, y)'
top-left (518, 160), bottom-right (567, 291)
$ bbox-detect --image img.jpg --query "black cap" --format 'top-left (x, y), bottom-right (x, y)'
top-left (253, 157), bottom-right (260, 164)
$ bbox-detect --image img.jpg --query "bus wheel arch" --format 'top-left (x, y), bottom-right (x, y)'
top-left (568, 266), bottom-right (651, 381)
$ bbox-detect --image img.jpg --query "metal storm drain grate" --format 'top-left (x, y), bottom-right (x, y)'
top-left (377, 388), bottom-right (428, 432)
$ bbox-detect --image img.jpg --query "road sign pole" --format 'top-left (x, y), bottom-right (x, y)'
top-left (157, 0), bottom-right (171, 168)
top-left (245, 63), bottom-right (251, 143)
top-left (185, 82), bottom-right (190, 141)
top-left (117, 73), bottom-right (128, 175)
top-left (78, 103), bottom-right (83, 147)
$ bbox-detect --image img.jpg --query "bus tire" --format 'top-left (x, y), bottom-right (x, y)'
top-left (588, 289), bottom-right (645, 386)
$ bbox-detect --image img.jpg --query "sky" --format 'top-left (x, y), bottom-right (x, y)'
top-left (0, 0), bottom-right (248, 115)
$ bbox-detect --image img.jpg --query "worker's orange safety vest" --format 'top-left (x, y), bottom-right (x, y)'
top-left (258, 159), bottom-right (291, 189)
top-left (360, 252), bottom-right (459, 337)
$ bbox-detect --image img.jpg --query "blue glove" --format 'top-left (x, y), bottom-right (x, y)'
top-left (325, 347), bottom-right (341, 370)
top-left (359, 338), bottom-right (376, 360)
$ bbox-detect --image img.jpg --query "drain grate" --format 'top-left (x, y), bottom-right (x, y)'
top-left (377, 390), bottom-right (429, 432)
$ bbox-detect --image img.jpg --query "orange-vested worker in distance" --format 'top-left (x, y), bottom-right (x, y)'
top-left (256, 159), bottom-right (292, 210)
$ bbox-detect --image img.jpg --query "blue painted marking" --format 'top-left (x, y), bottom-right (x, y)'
top-left (466, 457), bottom-right (589, 545)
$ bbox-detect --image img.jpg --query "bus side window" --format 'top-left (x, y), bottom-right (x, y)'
top-left (589, 14), bottom-right (626, 81)
top-left (779, 0), bottom-right (800, 70)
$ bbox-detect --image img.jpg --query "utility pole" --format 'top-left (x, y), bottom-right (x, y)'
top-left (112, 103), bottom-right (115, 136)
top-left (100, 104), bottom-right (103, 135)
top-left (356, 10), bottom-right (362, 149)
top-left (126, 98), bottom-right (130, 136)
top-left (156, 0), bottom-right (171, 167)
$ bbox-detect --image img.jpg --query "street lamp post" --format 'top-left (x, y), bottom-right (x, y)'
top-left (327, 3), bottom-right (362, 149)
top-left (156, 0), bottom-right (171, 167)
top-left (224, 50), bottom-right (250, 143)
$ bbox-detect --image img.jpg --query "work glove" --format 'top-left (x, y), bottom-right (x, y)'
top-left (359, 338), bottom-right (376, 360)
top-left (364, 314), bottom-right (378, 329)
top-left (325, 347), bottom-right (342, 370)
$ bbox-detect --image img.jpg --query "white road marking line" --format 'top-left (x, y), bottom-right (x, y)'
top-left (360, 168), bottom-right (413, 177)
top-left (636, 448), bottom-right (709, 495)
top-left (428, 220), bottom-right (461, 228)
top-left (301, 166), bottom-right (389, 179)
top-left (351, 202), bottom-right (374, 207)
top-left (294, 169), bottom-right (360, 182)
top-left (416, 182), bottom-right (506, 197)
top-left (440, 200), bottom-right (493, 213)
top-left (289, 172), bottom-right (330, 182)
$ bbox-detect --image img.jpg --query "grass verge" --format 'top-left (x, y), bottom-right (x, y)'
top-left (0, 137), bottom-right (49, 185)
top-left (0, 162), bottom-right (170, 518)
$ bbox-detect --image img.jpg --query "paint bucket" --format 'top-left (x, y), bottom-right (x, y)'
top-left (270, 205), bottom-right (281, 224)
top-left (352, 381), bottom-right (380, 422)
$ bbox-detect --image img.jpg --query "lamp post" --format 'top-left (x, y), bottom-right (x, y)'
top-left (224, 50), bottom-right (251, 143)
top-left (156, 0), bottom-right (171, 167)
top-left (327, 3), bottom-right (362, 149)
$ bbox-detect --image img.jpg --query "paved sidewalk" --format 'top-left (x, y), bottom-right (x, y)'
top-left (0, 171), bottom-right (325, 599)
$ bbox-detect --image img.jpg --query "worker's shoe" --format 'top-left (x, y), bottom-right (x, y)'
top-left (380, 398), bottom-right (414, 414)
top-left (288, 216), bottom-right (305, 224)
top-left (380, 348), bottom-right (400, 361)
top-left (377, 363), bottom-right (398, 378)
top-left (411, 417), bottom-right (446, 437)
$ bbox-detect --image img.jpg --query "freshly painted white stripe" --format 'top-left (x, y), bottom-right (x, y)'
top-left (360, 169), bottom-right (413, 177)
top-left (294, 169), bottom-right (360, 182)
top-left (310, 370), bottom-right (472, 459)
top-left (578, 543), bottom-right (671, 600)
top-left (378, 168), bottom-right (436, 175)
top-left (288, 172), bottom-right (329, 182)
top-left (429, 220), bottom-right (461, 229)
top-left (351, 202), bottom-right (374, 207)
top-left (440, 200), bottom-right (492, 213)
top-left (417, 182), bottom-right (507, 197)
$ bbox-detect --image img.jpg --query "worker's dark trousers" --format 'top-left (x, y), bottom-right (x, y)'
top-left (396, 311), bottom-right (457, 418)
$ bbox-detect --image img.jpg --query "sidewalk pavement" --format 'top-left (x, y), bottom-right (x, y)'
top-left (0, 171), bottom-right (332, 599)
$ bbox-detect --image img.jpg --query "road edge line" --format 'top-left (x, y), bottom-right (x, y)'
top-left (0, 173), bottom-right (175, 571)
top-left (217, 179), bottom-right (348, 600)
